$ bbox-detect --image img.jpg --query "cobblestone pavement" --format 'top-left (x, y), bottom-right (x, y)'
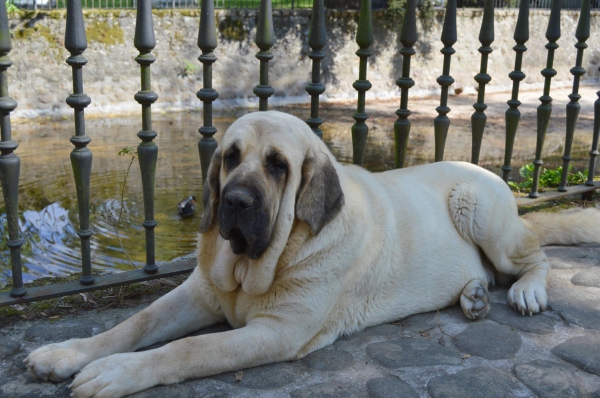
top-left (1, 244), bottom-right (600, 398)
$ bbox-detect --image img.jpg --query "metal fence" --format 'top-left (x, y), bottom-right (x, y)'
top-left (1, 0), bottom-right (599, 305)
top-left (9, 0), bottom-right (600, 10)
top-left (9, 0), bottom-right (315, 10)
top-left (459, 0), bottom-right (600, 9)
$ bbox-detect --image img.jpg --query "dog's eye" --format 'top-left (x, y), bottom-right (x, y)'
top-left (266, 154), bottom-right (288, 177)
top-left (224, 148), bottom-right (240, 171)
top-left (272, 158), bottom-right (287, 171)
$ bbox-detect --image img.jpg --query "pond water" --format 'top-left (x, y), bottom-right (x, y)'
top-left (1, 88), bottom-right (597, 287)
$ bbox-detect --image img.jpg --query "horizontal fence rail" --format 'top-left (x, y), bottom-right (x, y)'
top-left (1, 0), bottom-right (600, 306)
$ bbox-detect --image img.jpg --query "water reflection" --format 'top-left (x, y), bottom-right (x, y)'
top-left (1, 97), bottom-right (596, 286)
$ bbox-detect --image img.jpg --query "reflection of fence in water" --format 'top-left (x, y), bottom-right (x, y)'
top-left (0, 0), bottom-right (599, 305)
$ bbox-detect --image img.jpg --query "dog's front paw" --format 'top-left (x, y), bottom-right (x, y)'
top-left (507, 278), bottom-right (547, 316)
top-left (25, 340), bottom-right (94, 382)
top-left (70, 353), bottom-right (155, 398)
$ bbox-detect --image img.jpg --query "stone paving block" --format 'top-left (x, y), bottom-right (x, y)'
top-left (367, 337), bottom-right (462, 368)
top-left (547, 286), bottom-right (600, 330)
top-left (0, 374), bottom-right (71, 398)
top-left (571, 268), bottom-right (600, 288)
top-left (24, 319), bottom-right (104, 342)
top-left (543, 245), bottom-right (600, 270)
top-left (552, 335), bottom-right (600, 377)
top-left (399, 311), bottom-right (439, 332)
top-left (0, 342), bottom-right (18, 359)
top-left (301, 348), bottom-right (354, 371)
top-left (427, 367), bottom-right (522, 398)
top-left (453, 322), bottom-right (522, 360)
top-left (289, 381), bottom-right (368, 398)
top-left (210, 362), bottom-right (300, 389)
top-left (513, 359), bottom-right (586, 398)
top-left (366, 376), bottom-right (419, 398)
top-left (486, 303), bottom-right (556, 334)
top-left (129, 384), bottom-right (205, 398)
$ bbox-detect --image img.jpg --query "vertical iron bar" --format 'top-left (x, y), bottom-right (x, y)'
top-left (434, 0), bottom-right (457, 162)
top-left (529, 0), bottom-right (561, 198)
top-left (0, 2), bottom-right (24, 297)
top-left (134, 0), bottom-right (159, 273)
top-left (586, 88), bottom-right (600, 185)
top-left (305, 0), bottom-right (326, 139)
top-left (502, 0), bottom-right (529, 182)
top-left (559, 0), bottom-right (590, 191)
top-left (197, 0), bottom-right (219, 182)
top-left (253, 0), bottom-right (274, 110)
top-left (470, 0), bottom-right (494, 165)
top-left (65, 0), bottom-right (94, 285)
top-left (394, 0), bottom-right (417, 169)
top-left (351, 0), bottom-right (373, 165)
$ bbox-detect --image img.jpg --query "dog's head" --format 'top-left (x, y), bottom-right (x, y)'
top-left (199, 111), bottom-right (344, 295)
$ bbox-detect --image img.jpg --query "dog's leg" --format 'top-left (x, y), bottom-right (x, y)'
top-left (480, 212), bottom-right (550, 316)
top-left (25, 268), bottom-right (224, 382)
top-left (69, 315), bottom-right (321, 398)
top-left (450, 181), bottom-right (549, 316)
top-left (460, 279), bottom-right (491, 320)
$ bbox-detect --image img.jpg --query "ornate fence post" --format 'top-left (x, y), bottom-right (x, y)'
top-left (559, 0), bottom-right (590, 191)
top-left (305, 0), bottom-right (326, 139)
top-left (434, 0), bottom-right (457, 162)
top-left (502, 0), bottom-right (529, 182)
top-left (470, 0), bottom-right (494, 165)
top-left (585, 87), bottom-right (600, 186)
top-left (0, 3), bottom-right (24, 297)
top-left (65, 0), bottom-right (94, 285)
top-left (254, 0), bottom-right (274, 111)
top-left (394, 0), bottom-right (417, 169)
top-left (351, 0), bottom-right (373, 166)
top-left (197, 0), bottom-right (219, 182)
top-left (529, 0), bottom-right (561, 198)
top-left (134, 0), bottom-right (159, 273)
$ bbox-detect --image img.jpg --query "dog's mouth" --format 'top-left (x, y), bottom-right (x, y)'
top-left (229, 227), bottom-right (248, 255)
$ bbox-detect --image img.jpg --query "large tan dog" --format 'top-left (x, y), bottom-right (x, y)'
top-left (26, 111), bottom-right (600, 397)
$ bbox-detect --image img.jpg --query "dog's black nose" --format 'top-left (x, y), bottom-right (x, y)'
top-left (224, 189), bottom-right (254, 212)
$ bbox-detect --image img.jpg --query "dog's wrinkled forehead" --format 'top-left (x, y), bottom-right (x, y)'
top-left (222, 111), bottom-right (315, 163)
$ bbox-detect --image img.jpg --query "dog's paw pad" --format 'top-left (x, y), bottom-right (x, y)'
top-left (460, 279), bottom-right (491, 320)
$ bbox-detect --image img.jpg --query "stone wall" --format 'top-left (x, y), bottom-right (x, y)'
top-left (8, 8), bottom-right (600, 119)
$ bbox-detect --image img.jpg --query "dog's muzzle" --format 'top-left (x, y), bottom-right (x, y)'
top-left (218, 185), bottom-right (271, 259)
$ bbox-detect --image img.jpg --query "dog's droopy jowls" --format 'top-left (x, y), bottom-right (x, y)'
top-left (26, 111), bottom-right (600, 397)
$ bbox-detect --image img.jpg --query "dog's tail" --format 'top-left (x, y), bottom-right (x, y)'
top-left (521, 208), bottom-right (600, 246)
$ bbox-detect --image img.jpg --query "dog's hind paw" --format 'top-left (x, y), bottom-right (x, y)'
top-left (460, 279), bottom-right (491, 320)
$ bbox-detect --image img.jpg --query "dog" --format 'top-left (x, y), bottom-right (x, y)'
top-left (25, 111), bottom-right (600, 397)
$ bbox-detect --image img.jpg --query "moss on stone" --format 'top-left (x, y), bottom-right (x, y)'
top-left (85, 20), bottom-right (124, 46)
top-left (173, 29), bottom-right (184, 42)
top-left (14, 24), bottom-right (56, 46)
top-left (218, 15), bottom-right (246, 41)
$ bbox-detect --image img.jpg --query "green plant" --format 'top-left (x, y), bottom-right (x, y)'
top-left (179, 60), bottom-right (198, 78)
top-left (508, 164), bottom-right (589, 193)
top-left (6, 0), bottom-right (19, 13)
top-left (92, 147), bottom-right (138, 269)
top-left (418, 0), bottom-right (435, 32)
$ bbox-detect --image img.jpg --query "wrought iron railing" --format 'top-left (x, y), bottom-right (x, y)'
top-left (8, 0), bottom-right (600, 10)
top-left (1, 0), bottom-right (599, 306)
top-left (9, 0), bottom-right (315, 10)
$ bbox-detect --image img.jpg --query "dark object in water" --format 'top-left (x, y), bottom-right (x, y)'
top-left (178, 196), bottom-right (196, 218)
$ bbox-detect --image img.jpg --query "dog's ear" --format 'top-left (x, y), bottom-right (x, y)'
top-left (296, 149), bottom-right (345, 235)
top-left (199, 149), bottom-right (222, 233)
